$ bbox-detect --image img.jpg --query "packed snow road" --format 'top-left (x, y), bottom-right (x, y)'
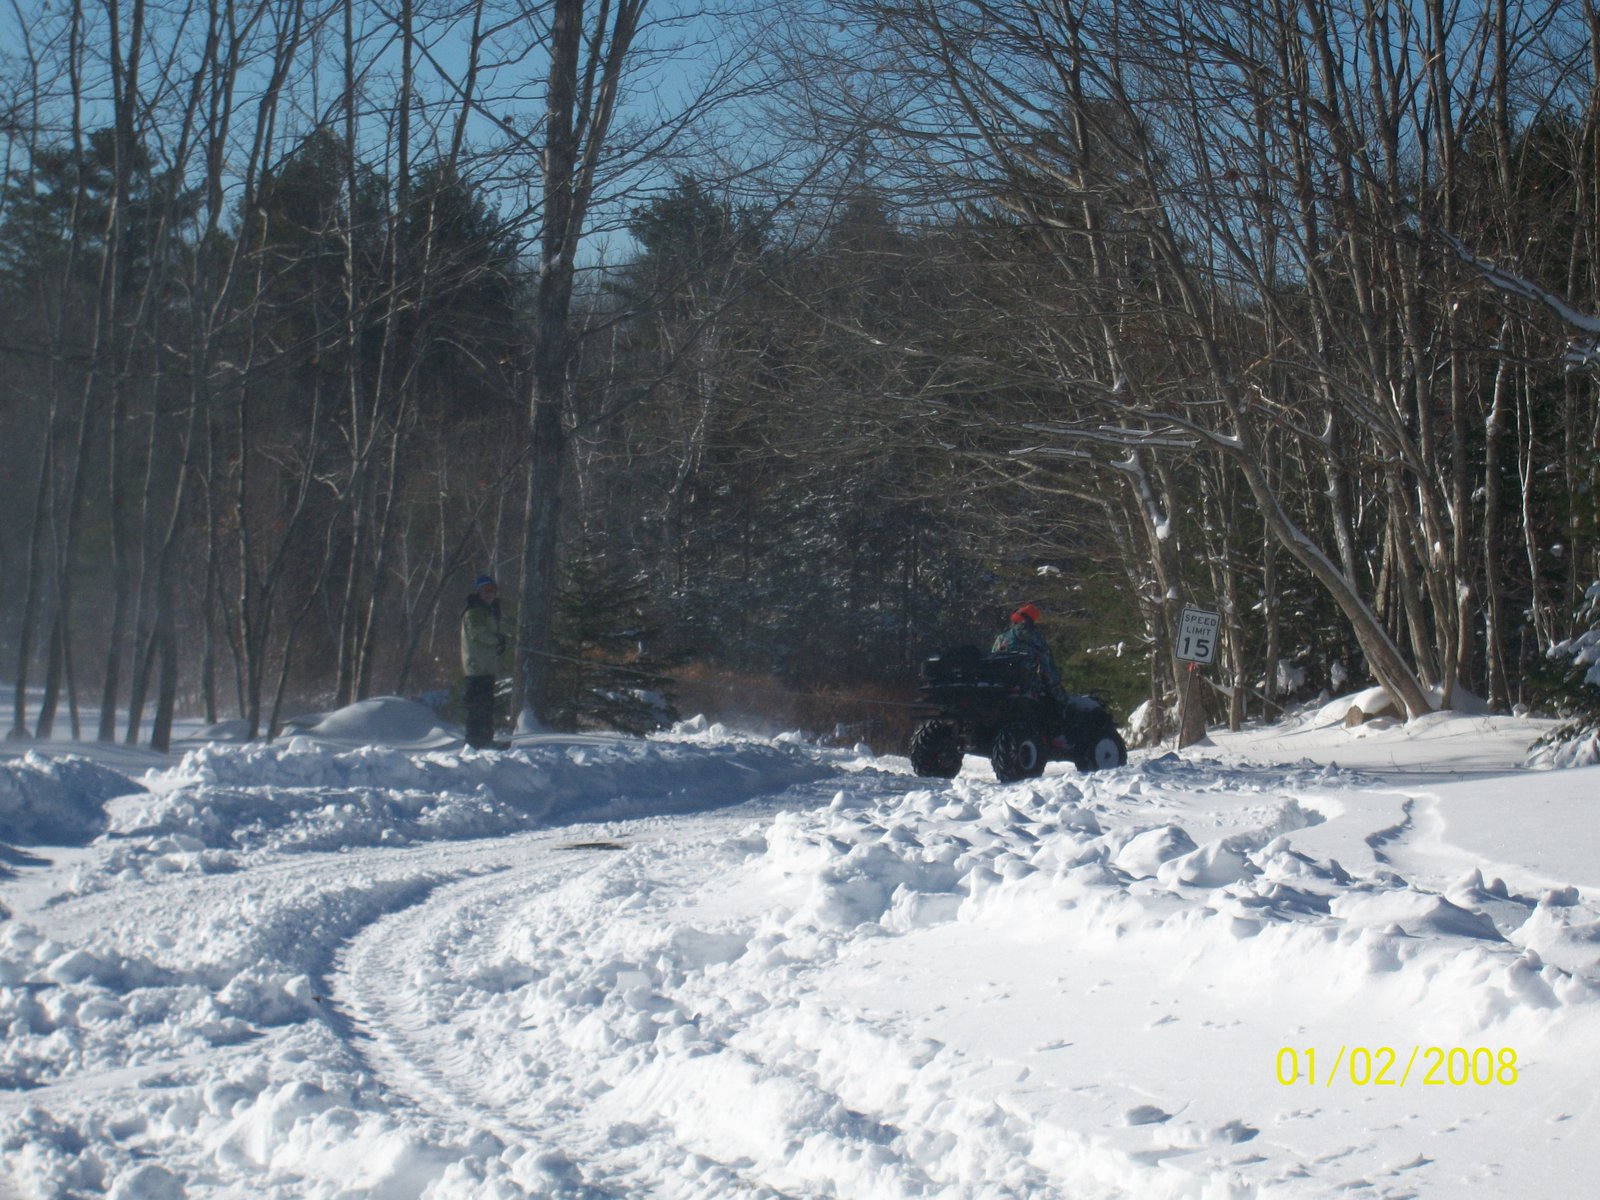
top-left (2, 702), bottom-right (1599, 1198)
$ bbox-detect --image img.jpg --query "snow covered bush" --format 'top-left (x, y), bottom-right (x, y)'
top-left (1532, 582), bottom-right (1600, 768)
top-left (1124, 699), bottom-right (1166, 748)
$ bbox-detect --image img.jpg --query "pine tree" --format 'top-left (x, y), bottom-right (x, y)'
top-left (551, 557), bottom-right (684, 734)
top-left (1538, 582), bottom-right (1600, 765)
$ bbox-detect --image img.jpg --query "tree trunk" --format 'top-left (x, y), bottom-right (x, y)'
top-left (1481, 349), bottom-right (1511, 710)
top-left (517, 398), bottom-right (566, 726)
top-left (1233, 421), bottom-right (1433, 719)
top-left (516, 0), bottom-right (582, 727)
top-left (9, 411), bottom-right (55, 741)
top-left (513, 0), bottom-right (643, 727)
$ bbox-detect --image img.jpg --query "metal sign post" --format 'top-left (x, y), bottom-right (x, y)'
top-left (1174, 606), bottom-right (1220, 749)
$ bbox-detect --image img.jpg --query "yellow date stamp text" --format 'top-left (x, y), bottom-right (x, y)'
top-left (1275, 1045), bottom-right (1519, 1088)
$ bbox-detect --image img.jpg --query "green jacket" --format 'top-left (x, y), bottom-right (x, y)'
top-left (460, 594), bottom-right (502, 676)
top-left (992, 622), bottom-right (1068, 704)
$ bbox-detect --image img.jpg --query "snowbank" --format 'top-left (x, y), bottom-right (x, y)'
top-left (0, 752), bottom-right (144, 847)
top-left (330, 752), bottom-right (1600, 1197)
top-left (1207, 691), bottom-right (1555, 775)
top-left (102, 734), bottom-right (830, 869)
top-left (4, 702), bottom-right (1598, 1198)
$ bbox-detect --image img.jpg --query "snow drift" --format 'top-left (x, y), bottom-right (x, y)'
top-left (2, 699), bottom-right (1597, 1199)
top-left (0, 753), bottom-right (145, 848)
top-left (103, 733), bottom-right (831, 867)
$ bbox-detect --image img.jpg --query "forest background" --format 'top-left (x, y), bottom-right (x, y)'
top-left (2, 0), bottom-right (1599, 752)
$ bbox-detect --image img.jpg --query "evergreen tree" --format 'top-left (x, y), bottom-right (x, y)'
top-left (1538, 583), bottom-right (1600, 764)
top-left (551, 556), bottom-right (683, 734)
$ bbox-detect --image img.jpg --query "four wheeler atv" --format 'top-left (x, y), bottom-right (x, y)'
top-left (907, 645), bottom-right (1128, 782)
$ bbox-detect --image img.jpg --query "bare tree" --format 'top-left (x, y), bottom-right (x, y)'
top-left (785, 0), bottom-right (1594, 720)
top-left (496, 0), bottom-right (773, 727)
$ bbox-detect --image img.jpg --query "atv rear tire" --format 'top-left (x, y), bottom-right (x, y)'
top-left (908, 720), bottom-right (963, 778)
top-left (991, 721), bottom-right (1046, 782)
top-left (1073, 730), bottom-right (1128, 773)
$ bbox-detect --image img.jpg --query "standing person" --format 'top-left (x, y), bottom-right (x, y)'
top-left (461, 574), bottom-right (505, 749)
top-left (992, 603), bottom-right (1070, 710)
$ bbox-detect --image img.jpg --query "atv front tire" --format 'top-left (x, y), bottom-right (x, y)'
top-left (908, 720), bottom-right (963, 778)
top-left (1073, 730), bottom-right (1128, 772)
top-left (991, 721), bottom-right (1046, 782)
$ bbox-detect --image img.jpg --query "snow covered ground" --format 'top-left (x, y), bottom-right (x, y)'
top-left (2, 695), bottom-right (1597, 1198)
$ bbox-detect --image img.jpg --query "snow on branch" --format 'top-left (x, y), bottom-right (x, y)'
top-left (1018, 422), bottom-right (1200, 450)
top-left (1007, 444), bottom-right (1094, 461)
top-left (1112, 451), bottom-right (1173, 541)
top-left (1431, 223), bottom-right (1600, 366)
top-left (1550, 582), bottom-right (1600, 688)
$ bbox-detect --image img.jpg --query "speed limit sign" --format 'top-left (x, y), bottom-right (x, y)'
top-left (1176, 606), bottom-right (1220, 665)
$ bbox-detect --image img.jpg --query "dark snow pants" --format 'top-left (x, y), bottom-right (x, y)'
top-left (463, 674), bottom-right (496, 748)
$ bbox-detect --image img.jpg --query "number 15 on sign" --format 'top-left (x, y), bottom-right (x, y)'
top-left (1177, 606), bottom-right (1220, 665)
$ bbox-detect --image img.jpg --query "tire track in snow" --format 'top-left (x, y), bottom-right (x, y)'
top-left (329, 854), bottom-right (610, 1173)
top-left (1364, 793), bottom-right (1415, 864)
top-left (327, 826), bottom-right (819, 1199)
top-left (327, 785), bottom-right (963, 1200)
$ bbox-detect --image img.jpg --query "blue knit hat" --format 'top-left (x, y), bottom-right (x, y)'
top-left (475, 574), bottom-right (497, 590)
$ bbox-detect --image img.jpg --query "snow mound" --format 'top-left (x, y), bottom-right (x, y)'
top-left (1310, 684), bottom-right (1492, 727)
top-left (106, 735), bottom-right (830, 863)
top-left (1313, 684), bottom-right (1401, 724)
top-left (279, 696), bottom-right (457, 748)
top-left (185, 718), bottom-right (255, 743)
top-left (6, 710), bottom-right (1600, 1198)
top-left (0, 752), bottom-right (144, 846)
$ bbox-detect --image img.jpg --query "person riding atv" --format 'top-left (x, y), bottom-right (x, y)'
top-left (991, 603), bottom-right (1070, 713)
top-left (908, 603), bottom-right (1128, 781)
